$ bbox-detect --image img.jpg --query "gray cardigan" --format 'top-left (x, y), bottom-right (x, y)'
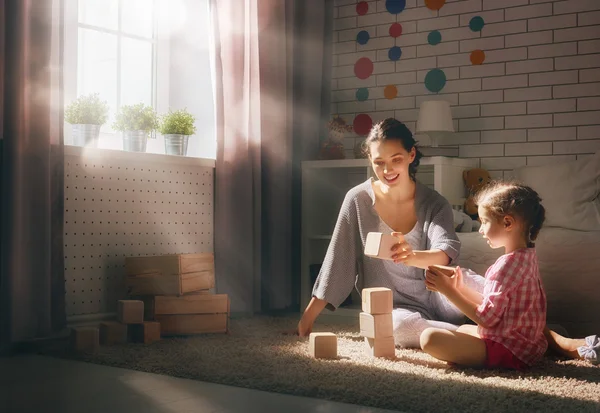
top-left (312, 178), bottom-right (461, 319)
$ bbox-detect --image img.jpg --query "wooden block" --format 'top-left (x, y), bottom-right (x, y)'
top-left (309, 332), bottom-right (337, 359)
top-left (129, 321), bottom-right (161, 344)
top-left (70, 327), bottom-right (99, 353)
top-left (362, 287), bottom-right (393, 315)
top-left (365, 336), bottom-right (395, 359)
top-left (99, 321), bottom-right (127, 345)
top-left (359, 312), bottom-right (393, 339)
top-left (155, 313), bottom-right (228, 335)
top-left (118, 300), bottom-right (144, 324)
top-left (364, 232), bottom-right (404, 260)
top-left (429, 264), bottom-right (455, 277)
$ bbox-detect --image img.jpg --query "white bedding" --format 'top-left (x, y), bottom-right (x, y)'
top-left (458, 228), bottom-right (600, 336)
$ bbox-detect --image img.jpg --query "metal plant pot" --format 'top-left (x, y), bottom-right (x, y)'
top-left (164, 134), bottom-right (189, 156)
top-left (122, 130), bottom-right (148, 152)
top-left (72, 124), bottom-right (101, 147)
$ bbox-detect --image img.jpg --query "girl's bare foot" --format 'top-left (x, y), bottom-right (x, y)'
top-left (544, 327), bottom-right (585, 359)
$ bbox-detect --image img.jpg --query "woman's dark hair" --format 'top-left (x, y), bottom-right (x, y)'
top-left (475, 181), bottom-right (546, 248)
top-left (361, 118), bottom-right (423, 181)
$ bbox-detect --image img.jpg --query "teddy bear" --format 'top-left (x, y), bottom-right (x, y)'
top-left (463, 168), bottom-right (492, 220)
top-left (319, 116), bottom-right (353, 160)
top-left (452, 209), bottom-right (481, 233)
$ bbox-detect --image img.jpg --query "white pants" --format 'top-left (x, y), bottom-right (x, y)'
top-left (392, 268), bottom-right (485, 348)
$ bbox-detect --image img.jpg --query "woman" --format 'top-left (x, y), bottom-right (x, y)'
top-left (297, 118), bottom-right (485, 347)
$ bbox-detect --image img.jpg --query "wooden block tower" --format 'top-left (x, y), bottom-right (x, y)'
top-left (360, 287), bottom-right (395, 359)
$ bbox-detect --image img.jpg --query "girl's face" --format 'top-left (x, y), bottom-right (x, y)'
top-left (368, 140), bottom-right (416, 186)
top-left (478, 205), bottom-right (507, 249)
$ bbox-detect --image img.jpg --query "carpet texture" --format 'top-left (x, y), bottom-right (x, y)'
top-left (40, 316), bottom-right (599, 413)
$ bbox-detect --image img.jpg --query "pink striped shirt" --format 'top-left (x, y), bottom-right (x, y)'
top-left (476, 248), bottom-right (548, 366)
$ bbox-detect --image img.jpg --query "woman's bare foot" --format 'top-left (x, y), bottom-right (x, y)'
top-left (544, 327), bottom-right (585, 359)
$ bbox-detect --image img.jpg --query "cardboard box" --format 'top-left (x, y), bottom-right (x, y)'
top-left (125, 253), bottom-right (214, 296)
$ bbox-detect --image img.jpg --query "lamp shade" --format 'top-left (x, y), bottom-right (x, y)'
top-left (416, 100), bottom-right (454, 134)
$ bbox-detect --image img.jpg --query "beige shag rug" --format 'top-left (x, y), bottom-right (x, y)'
top-left (40, 315), bottom-right (599, 412)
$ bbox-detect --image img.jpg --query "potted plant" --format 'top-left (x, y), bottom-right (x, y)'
top-left (64, 93), bottom-right (109, 148)
top-left (159, 109), bottom-right (197, 156)
top-left (113, 103), bottom-right (159, 153)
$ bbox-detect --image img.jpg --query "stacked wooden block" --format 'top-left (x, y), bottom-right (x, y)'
top-left (125, 253), bottom-right (230, 335)
top-left (70, 299), bottom-right (159, 353)
top-left (360, 287), bottom-right (395, 358)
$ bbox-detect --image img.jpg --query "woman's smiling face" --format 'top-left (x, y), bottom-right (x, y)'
top-left (368, 139), bottom-right (416, 186)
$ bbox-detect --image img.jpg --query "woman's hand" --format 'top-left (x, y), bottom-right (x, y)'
top-left (297, 316), bottom-right (313, 337)
top-left (391, 232), bottom-right (417, 266)
top-left (425, 265), bottom-right (460, 296)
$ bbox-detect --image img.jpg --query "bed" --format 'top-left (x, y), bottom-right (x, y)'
top-left (456, 151), bottom-right (600, 337)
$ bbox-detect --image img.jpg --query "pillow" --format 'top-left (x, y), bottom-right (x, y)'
top-left (513, 151), bottom-right (600, 231)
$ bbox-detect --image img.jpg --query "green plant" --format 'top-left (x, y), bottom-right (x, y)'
top-left (64, 93), bottom-right (109, 125)
top-left (112, 103), bottom-right (159, 133)
top-left (159, 109), bottom-right (197, 136)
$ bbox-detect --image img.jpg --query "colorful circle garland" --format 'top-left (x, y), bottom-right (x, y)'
top-left (356, 88), bottom-right (369, 101)
top-left (385, 0), bottom-right (406, 14)
top-left (388, 46), bottom-right (402, 61)
top-left (389, 23), bottom-right (403, 38)
top-left (428, 30), bottom-right (442, 46)
top-left (425, 69), bottom-right (447, 93)
top-left (353, 114), bottom-right (373, 136)
top-left (356, 30), bottom-right (370, 45)
top-left (356, 1), bottom-right (369, 16)
top-left (354, 57), bottom-right (374, 79)
top-left (470, 49), bottom-right (486, 65)
top-left (469, 16), bottom-right (485, 32)
top-left (384, 85), bottom-right (398, 99)
top-left (425, 0), bottom-right (446, 11)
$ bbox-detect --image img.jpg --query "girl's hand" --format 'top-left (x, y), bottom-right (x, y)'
top-left (391, 232), bottom-right (417, 266)
top-left (426, 266), bottom-right (459, 295)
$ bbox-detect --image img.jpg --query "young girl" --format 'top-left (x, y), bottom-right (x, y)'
top-left (421, 182), bottom-right (549, 370)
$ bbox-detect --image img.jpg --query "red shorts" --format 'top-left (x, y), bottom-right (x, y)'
top-left (483, 339), bottom-right (529, 370)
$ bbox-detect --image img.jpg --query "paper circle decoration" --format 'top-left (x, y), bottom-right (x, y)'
top-left (469, 16), bottom-right (485, 32)
top-left (389, 23), bottom-right (403, 38)
top-left (388, 46), bottom-right (402, 61)
top-left (354, 57), bottom-right (374, 79)
top-left (356, 1), bottom-right (369, 15)
top-left (384, 85), bottom-right (398, 99)
top-left (356, 30), bottom-right (370, 45)
top-left (385, 0), bottom-right (406, 14)
top-left (470, 49), bottom-right (486, 65)
top-left (424, 68), bottom-right (447, 93)
top-left (425, 0), bottom-right (446, 11)
top-left (356, 88), bottom-right (369, 101)
top-left (354, 114), bottom-right (373, 136)
top-left (428, 30), bottom-right (442, 46)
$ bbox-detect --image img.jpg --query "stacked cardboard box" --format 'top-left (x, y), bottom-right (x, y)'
top-left (125, 253), bottom-right (230, 335)
top-left (360, 287), bottom-right (395, 358)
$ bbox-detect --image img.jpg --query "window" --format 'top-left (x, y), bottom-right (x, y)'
top-left (64, 0), bottom-right (216, 159)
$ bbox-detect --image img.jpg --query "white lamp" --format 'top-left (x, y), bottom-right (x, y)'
top-left (416, 100), bottom-right (454, 147)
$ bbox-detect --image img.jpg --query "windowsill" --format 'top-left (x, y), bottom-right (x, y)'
top-left (64, 144), bottom-right (216, 168)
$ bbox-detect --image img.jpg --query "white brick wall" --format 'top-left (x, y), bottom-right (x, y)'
top-left (331, 0), bottom-right (600, 174)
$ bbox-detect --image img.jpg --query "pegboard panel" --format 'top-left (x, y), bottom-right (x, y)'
top-left (64, 149), bottom-right (215, 317)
